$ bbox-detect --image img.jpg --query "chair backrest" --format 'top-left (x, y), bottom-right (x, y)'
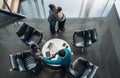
top-left (73, 30), bottom-right (85, 48)
top-left (16, 23), bottom-right (29, 37)
top-left (89, 28), bottom-right (98, 43)
top-left (84, 30), bottom-right (92, 47)
top-left (21, 26), bottom-right (34, 42)
top-left (73, 30), bottom-right (85, 38)
top-left (87, 64), bottom-right (98, 78)
top-left (10, 54), bottom-right (19, 71)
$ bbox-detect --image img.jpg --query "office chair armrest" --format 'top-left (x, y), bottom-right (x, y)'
top-left (80, 68), bottom-right (92, 78)
top-left (36, 30), bottom-right (43, 44)
top-left (88, 65), bottom-right (98, 78)
top-left (9, 54), bottom-right (19, 71)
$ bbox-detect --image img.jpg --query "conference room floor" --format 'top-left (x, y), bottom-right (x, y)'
top-left (0, 18), bottom-right (120, 78)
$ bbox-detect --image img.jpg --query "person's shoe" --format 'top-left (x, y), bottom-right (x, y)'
top-left (59, 28), bottom-right (65, 32)
top-left (57, 29), bottom-right (59, 33)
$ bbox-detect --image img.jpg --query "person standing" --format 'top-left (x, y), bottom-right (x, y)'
top-left (56, 7), bottom-right (66, 33)
top-left (48, 4), bottom-right (66, 34)
top-left (48, 4), bottom-right (57, 34)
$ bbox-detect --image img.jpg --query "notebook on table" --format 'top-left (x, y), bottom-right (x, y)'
top-left (47, 42), bottom-right (58, 53)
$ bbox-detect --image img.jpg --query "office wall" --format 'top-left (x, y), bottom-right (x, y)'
top-left (106, 4), bottom-right (120, 66)
top-left (100, 4), bottom-right (120, 78)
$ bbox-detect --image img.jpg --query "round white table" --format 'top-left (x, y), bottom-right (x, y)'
top-left (42, 38), bottom-right (71, 58)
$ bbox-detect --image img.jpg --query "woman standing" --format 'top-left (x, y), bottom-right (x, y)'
top-left (57, 7), bottom-right (66, 33)
top-left (48, 4), bottom-right (57, 34)
top-left (48, 4), bottom-right (66, 34)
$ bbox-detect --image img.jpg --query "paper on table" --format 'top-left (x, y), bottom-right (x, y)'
top-left (47, 42), bottom-right (58, 53)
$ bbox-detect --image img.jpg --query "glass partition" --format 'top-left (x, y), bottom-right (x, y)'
top-left (20, 0), bottom-right (116, 18)
top-left (0, 8), bottom-right (26, 28)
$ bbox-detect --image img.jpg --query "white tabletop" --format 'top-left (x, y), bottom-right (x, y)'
top-left (42, 38), bottom-right (71, 58)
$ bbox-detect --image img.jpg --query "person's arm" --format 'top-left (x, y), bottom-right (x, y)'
top-left (49, 10), bottom-right (56, 21)
top-left (34, 55), bottom-right (42, 60)
top-left (55, 11), bottom-right (65, 21)
top-left (42, 56), bottom-right (62, 64)
top-left (51, 16), bottom-right (56, 20)
top-left (51, 54), bottom-right (56, 58)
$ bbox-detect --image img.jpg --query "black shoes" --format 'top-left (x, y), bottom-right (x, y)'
top-left (57, 28), bottom-right (65, 33)
top-left (57, 29), bottom-right (60, 33)
top-left (51, 28), bottom-right (65, 34)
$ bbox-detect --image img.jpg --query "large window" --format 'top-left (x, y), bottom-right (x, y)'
top-left (20, 0), bottom-right (117, 18)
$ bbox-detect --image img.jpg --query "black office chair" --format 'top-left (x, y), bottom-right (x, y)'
top-left (73, 30), bottom-right (85, 48)
top-left (20, 26), bottom-right (34, 42)
top-left (73, 28), bottom-right (98, 52)
top-left (68, 57), bottom-right (98, 78)
top-left (16, 23), bottom-right (43, 46)
top-left (9, 50), bottom-right (41, 73)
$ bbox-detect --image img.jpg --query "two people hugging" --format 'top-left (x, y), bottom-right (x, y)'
top-left (48, 4), bottom-right (66, 34)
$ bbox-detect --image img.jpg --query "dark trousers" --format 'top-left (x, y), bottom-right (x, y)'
top-left (58, 18), bottom-right (66, 31)
top-left (48, 20), bottom-right (56, 33)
